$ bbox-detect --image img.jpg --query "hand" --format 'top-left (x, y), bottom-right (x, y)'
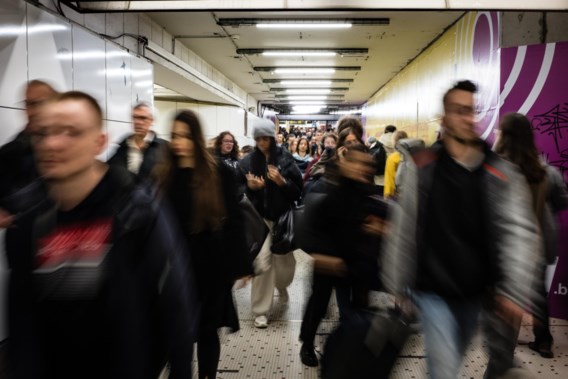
top-left (311, 254), bottom-right (348, 277)
top-left (267, 165), bottom-right (286, 186)
top-left (246, 172), bottom-right (265, 190)
top-left (337, 146), bottom-right (347, 161)
top-left (0, 208), bottom-right (14, 229)
top-left (362, 215), bottom-right (387, 236)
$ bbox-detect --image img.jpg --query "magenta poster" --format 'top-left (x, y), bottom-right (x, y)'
top-left (500, 41), bottom-right (568, 319)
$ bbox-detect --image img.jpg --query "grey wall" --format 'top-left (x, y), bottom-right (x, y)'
top-left (501, 11), bottom-right (568, 48)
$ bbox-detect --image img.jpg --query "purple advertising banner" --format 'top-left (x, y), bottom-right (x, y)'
top-left (500, 41), bottom-right (568, 319)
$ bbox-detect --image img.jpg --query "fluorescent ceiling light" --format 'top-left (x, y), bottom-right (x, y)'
top-left (287, 101), bottom-right (327, 105)
top-left (274, 68), bottom-right (335, 74)
top-left (331, 109), bottom-right (362, 115)
top-left (293, 105), bottom-right (324, 112)
top-left (286, 89), bottom-right (331, 94)
top-left (0, 24), bottom-right (67, 36)
top-left (262, 51), bottom-right (336, 57)
top-left (280, 80), bottom-right (333, 86)
top-left (286, 96), bottom-right (328, 100)
top-left (257, 23), bottom-right (352, 29)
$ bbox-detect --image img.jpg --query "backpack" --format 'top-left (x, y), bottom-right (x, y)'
top-left (372, 142), bottom-right (387, 176)
top-left (321, 308), bottom-right (411, 379)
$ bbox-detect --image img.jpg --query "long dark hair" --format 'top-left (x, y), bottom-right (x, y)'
top-left (156, 110), bottom-right (225, 233)
top-left (214, 131), bottom-right (240, 160)
top-left (250, 137), bottom-right (278, 177)
top-left (494, 113), bottom-right (545, 184)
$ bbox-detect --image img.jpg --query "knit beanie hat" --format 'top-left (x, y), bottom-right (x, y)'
top-left (253, 119), bottom-right (276, 139)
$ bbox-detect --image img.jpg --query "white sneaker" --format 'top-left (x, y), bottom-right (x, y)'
top-left (254, 315), bottom-right (268, 328)
top-left (278, 288), bottom-right (289, 305)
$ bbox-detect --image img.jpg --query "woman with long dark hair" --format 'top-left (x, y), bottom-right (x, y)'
top-left (158, 110), bottom-right (252, 378)
top-left (493, 112), bottom-right (568, 359)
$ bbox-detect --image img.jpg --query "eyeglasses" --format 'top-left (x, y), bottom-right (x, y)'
top-left (133, 115), bottom-right (152, 121)
top-left (447, 104), bottom-right (478, 117)
top-left (31, 126), bottom-right (93, 142)
top-left (222, 139), bottom-right (234, 144)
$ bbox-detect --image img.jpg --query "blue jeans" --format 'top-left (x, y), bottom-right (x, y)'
top-left (413, 292), bottom-right (481, 379)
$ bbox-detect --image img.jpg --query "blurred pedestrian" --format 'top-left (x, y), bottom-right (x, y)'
top-left (299, 143), bottom-right (386, 367)
top-left (0, 80), bottom-right (57, 229)
top-left (157, 110), bottom-right (253, 379)
top-left (382, 81), bottom-right (541, 379)
top-left (486, 113), bottom-right (568, 369)
top-left (7, 91), bottom-right (196, 379)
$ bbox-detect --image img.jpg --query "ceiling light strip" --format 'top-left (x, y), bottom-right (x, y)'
top-left (257, 23), bottom-right (352, 29)
top-left (263, 79), bottom-right (353, 84)
top-left (255, 66), bottom-right (360, 72)
top-left (238, 48), bottom-right (368, 56)
top-left (270, 87), bottom-right (349, 92)
top-left (217, 19), bottom-right (390, 27)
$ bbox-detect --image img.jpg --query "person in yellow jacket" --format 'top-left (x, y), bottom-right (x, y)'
top-left (383, 130), bottom-right (408, 198)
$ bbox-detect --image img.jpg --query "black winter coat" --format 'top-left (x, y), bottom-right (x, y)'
top-left (6, 165), bottom-right (197, 379)
top-left (239, 146), bottom-right (303, 221)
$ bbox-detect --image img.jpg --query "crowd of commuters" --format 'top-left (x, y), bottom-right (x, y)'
top-left (0, 79), bottom-right (566, 379)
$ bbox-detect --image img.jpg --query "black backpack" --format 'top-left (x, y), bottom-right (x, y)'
top-left (372, 142), bottom-right (387, 176)
top-left (322, 309), bottom-right (411, 379)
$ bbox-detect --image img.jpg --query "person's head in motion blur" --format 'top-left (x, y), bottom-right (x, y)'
top-left (336, 116), bottom-right (364, 141)
top-left (33, 92), bottom-right (107, 196)
top-left (169, 110), bottom-right (225, 232)
top-left (442, 80), bottom-right (479, 145)
top-left (131, 102), bottom-right (154, 141)
top-left (494, 113), bottom-right (546, 184)
top-left (339, 143), bottom-right (375, 184)
top-left (25, 80), bottom-right (58, 130)
top-left (337, 127), bottom-right (361, 159)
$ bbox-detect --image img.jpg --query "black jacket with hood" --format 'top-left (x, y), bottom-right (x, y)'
top-left (239, 144), bottom-right (303, 221)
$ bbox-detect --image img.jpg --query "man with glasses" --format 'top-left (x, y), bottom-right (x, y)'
top-left (7, 91), bottom-right (196, 378)
top-left (383, 80), bottom-right (540, 379)
top-left (108, 102), bottom-right (166, 183)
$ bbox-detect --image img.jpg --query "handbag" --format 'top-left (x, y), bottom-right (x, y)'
top-left (239, 194), bottom-right (269, 260)
top-left (271, 205), bottom-right (303, 255)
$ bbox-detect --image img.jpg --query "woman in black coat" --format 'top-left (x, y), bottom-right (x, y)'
top-left (157, 110), bottom-right (252, 379)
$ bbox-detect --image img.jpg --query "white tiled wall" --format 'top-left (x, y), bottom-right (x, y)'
top-left (0, 1), bottom-right (155, 342)
top-left (155, 100), bottom-right (256, 147)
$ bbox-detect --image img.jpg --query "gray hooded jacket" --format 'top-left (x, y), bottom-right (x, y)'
top-left (382, 144), bottom-right (542, 308)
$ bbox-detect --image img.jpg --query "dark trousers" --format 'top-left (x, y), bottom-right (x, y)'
top-left (300, 272), bottom-right (368, 347)
top-left (532, 263), bottom-right (553, 345)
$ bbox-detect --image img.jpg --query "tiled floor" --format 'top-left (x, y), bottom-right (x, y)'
top-left (187, 250), bottom-right (568, 378)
